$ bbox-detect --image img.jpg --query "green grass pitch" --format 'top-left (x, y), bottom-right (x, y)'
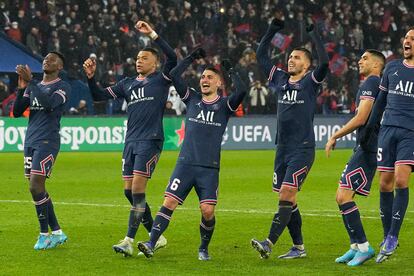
top-left (0, 150), bottom-right (413, 275)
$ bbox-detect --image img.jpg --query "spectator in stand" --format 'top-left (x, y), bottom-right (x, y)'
top-left (6, 21), bottom-right (22, 42)
top-left (248, 80), bottom-right (268, 114)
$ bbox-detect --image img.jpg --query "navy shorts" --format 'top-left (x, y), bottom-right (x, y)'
top-left (122, 140), bottom-right (162, 180)
top-left (24, 146), bottom-right (59, 178)
top-left (164, 163), bottom-right (219, 205)
top-left (377, 126), bottom-right (414, 172)
top-left (273, 147), bottom-right (315, 192)
top-left (339, 146), bottom-right (377, 196)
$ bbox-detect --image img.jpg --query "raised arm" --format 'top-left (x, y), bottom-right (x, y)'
top-left (307, 24), bottom-right (329, 82)
top-left (13, 65), bottom-right (32, 117)
top-left (135, 20), bottom-right (177, 79)
top-left (222, 60), bottom-right (247, 111)
top-left (256, 18), bottom-right (284, 77)
top-left (83, 58), bottom-right (122, 101)
top-left (170, 48), bottom-right (206, 98)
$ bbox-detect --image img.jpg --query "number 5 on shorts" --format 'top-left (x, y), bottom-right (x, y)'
top-left (170, 178), bottom-right (180, 191)
top-left (377, 148), bottom-right (383, 162)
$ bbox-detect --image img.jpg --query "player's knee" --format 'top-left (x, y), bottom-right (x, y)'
top-left (395, 175), bottom-right (409, 189)
top-left (163, 197), bottom-right (178, 211)
top-left (29, 175), bottom-right (45, 195)
top-left (379, 173), bottom-right (394, 192)
top-left (279, 186), bottom-right (297, 202)
top-left (336, 189), bottom-right (353, 205)
top-left (200, 204), bottom-right (215, 220)
top-left (131, 176), bottom-right (148, 193)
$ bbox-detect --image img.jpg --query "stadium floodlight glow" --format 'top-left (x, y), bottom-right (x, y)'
top-left (220, 7), bottom-right (225, 13)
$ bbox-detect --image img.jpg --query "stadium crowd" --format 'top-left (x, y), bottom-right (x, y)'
top-left (1, 0), bottom-right (413, 116)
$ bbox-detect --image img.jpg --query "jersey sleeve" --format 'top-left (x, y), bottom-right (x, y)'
top-left (181, 87), bottom-right (199, 104)
top-left (359, 76), bottom-right (380, 102)
top-left (379, 63), bottom-right (392, 93)
top-left (269, 67), bottom-right (288, 87)
top-left (153, 36), bottom-right (177, 81)
top-left (104, 79), bottom-right (126, 99)
top-left (13, 88), bottom-right (30, 117)
top-left (88, 77), bottom-right (126, 100)
top-left (227, 71), bottom-right (247, 112)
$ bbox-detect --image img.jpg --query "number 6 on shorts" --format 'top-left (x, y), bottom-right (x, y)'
top-left (170, 178), bottom-right (180, 191)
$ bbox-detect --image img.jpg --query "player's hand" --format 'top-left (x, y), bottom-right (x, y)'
top-left (325, 137), bottom-right (336, 158)
top-left (190, 47), bottom-right (206, 60)
top-left (135, 20), bottom-right (154, 35)
top-left (16, 64), bottom-right (32, 88)
top-left (83, 58), bottom-right (96, 79)
top-left (306, 23), bottom-right (315, 33)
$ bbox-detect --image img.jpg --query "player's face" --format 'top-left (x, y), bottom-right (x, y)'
top-left (200, 69), bottom-right (221, 95)
top-left (402, 29), bottom-right (414, 59)
top-left (287, 50), bottom-right (310, 76)
top-left (358, 52), bottom-right (375, 77)
top-left (136, 51), bottom-right (157, 75)
top-left (42, 53), bottom-right (63, 74)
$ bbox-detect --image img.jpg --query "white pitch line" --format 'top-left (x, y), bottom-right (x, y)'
top-left (0, 199), bottom-right (412, 220)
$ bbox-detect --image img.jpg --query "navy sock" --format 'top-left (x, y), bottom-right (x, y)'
top-left (33, 192), bottom-right (49, 233)
top-left (389, 188), bottom-right (409, 238)
top-left (380, 191), bottom-right (394, 239)
top-left (126, 193), bottom-right (146, 239)
top-left (200, 216), bottom-right (216, 250)
top-left (268, 201), bottom-right (293, 244)
top-left (142, 203), bottom-right (154, 233)
top-left (124, 189), bottom-right (133, 205)
top-left (339, 202), bottom-right (367, 244)
top-left (340, 210), bottom-right (357, 244)
top-left (46, 193), bottom-right (60, 231)
top-left (287, 205), bottom-right (303, 245)
top-left (150, 206), bottom-right (173, 247)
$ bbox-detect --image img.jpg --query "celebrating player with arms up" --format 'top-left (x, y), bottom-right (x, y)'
top-left (326, 50), bottom-right (385, 266)
top-left (83, 21), bottom-right (177, 257)
top-left (137, 49), bottom-right (247, 261)
top-left (251, 17), bottom-right (329, 260)
top-left (361, 28), bottom-right (414, 263)
top-left (14, 52), bottom-right (70, 250)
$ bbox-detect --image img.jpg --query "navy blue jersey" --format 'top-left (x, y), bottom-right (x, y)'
top-left (106, 74), bottom-right (171, 142)
top-left (256, 23), bottom-right (329, 149)
top-left (177, 88), bottom-right (234, 168)
top-left (269, 68), bottom-right (322, 148)
top-left (355, 75), bottom-right (381, 152)
top-left (87, 36), bottom-right (177, 143)
top-left (14, 78), bottom-right (70, 149)
top-left (169, 55), bottom-right (247, 169)
top-left (379, 59), bottom-right (414, 131)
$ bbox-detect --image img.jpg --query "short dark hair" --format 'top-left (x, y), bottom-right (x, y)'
top-left (366, 49), bottom-right (386, 66)
top-left (49, 51), bottom-right (65, 66)
top-left (204, 65), bottom-right (222, 76)
top-left (140, 47), bottom-right (160, 60)
top-left (292, 47), bottom-right (313, 64)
